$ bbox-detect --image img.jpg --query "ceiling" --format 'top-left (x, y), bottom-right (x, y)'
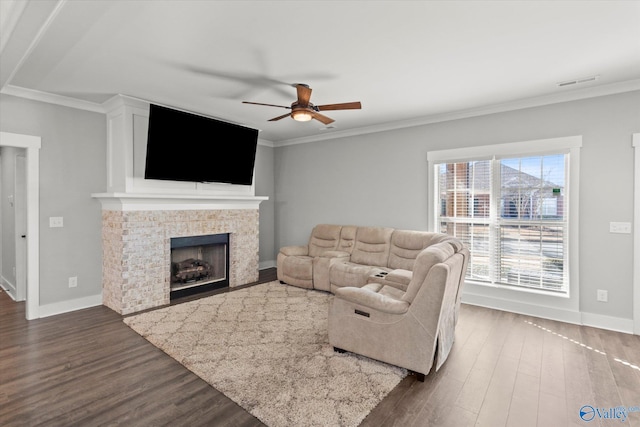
top-left (1, 1), bottom-right (639, 145)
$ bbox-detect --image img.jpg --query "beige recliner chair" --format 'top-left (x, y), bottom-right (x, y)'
top-left (328, 239), bottom-right (469, 381)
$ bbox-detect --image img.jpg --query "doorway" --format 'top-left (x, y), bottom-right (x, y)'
top-left (0, 132), bottom-right (40, 320)
top-left (0, 147), bottom-right (26, 301)
top-left (15, 153), bottom-right (27, 300)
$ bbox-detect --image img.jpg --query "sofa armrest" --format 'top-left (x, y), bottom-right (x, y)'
top-left (335, 287), bottom-right (410, 315)
top-left (279, 245), bottom-right (309, 256)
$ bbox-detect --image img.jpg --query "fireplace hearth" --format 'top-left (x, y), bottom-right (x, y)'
top-left (170, 233), bottom-right (229, 299)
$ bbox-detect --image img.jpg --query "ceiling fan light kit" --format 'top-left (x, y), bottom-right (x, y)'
top-left (291, 110), bottom-right (313, 122)
top-left (243, 83), bottom-right (362, 125)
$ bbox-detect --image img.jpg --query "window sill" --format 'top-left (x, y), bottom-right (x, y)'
top-left (465, 279), bottom-right (570, 298)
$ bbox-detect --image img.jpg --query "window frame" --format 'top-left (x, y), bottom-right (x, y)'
top-left (427, 136), bottom-right (582, 298)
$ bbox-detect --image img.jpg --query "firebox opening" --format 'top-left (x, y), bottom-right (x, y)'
top-left (170, 233), bottom-right (229, 300)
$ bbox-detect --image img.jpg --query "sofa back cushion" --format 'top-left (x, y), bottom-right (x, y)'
top-left (388, 230), bottom-right (452, 271)
top-left (337, 225), bottom-right (357, 254)
top-left (308, 224), bottom-right (342, 257)
top-left (349, 226), bottom-right (394, 267)
top-left (402, 240), bottom-right (458, 303)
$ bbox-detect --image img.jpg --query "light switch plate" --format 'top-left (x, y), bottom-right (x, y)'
top-left (609, 222), bottom-right (631, 234)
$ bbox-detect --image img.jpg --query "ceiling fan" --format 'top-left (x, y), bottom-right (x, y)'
top-left (242, 83), bottom-right (361, 125)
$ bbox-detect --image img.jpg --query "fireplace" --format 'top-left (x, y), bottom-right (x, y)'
top-left (97, 206), bottom-right (263, 315)
top-left (93, 96), bottom-right (267, 315)
top-left (170, 233), bottom-right (229, 299)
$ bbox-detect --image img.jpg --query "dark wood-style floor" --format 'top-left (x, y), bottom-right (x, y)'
top-left (2, 268), bottom-right (639, 427)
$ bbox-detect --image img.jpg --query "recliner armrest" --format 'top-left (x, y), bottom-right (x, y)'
top-left (335, 287), bottom-right (410, 315)
top-left (279, 245), bottom-right (309, 256)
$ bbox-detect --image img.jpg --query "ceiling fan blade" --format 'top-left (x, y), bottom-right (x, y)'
top-left (311, 111), bottom-right (335, 125)
top-left (268, 112), bottom-right (292, 122)
top-left (296, 84), bottom-right (312, 106)
top-left (243, 101), bottom-right (291, 109)
top-left (316, 101), bottom-right (362, 111)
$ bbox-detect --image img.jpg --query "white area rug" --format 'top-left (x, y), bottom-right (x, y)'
top-left (123, 281), bottom-right (406, 427)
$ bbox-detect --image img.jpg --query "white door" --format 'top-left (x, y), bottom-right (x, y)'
top-left (15, 154), bottom-right (27, 301)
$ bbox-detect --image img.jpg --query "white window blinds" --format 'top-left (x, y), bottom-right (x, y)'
top-left (435, 153), bottom-right (569, 293)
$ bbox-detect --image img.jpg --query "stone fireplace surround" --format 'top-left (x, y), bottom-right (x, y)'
top-left (100, 204), bottom-right (260, 315)
top-left (93, 95), bottom-right (268, 315)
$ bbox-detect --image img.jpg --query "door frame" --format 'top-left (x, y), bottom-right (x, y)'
top-left (15, 153), bottom-right (27, 301)
top-left (0, 132), bottom-right (40, 319)
top-left (634, 133), bottom-right (640, 335)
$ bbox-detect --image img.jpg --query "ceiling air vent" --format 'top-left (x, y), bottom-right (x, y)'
top-left (557, 75), bottom-right (599, 87)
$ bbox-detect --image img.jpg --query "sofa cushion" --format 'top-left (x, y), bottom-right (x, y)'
top-left (378, 284), bottom-right (405, 301)
top-left (330, 261), bottom-right (388, 290)
top-left (388, 230), bottom-right (448, 270)
top-left (308, 224), bottom-right (343, 257)
top-left (281, 255), bottom-right (313, 281)
top-left (402, 241), bottom-right (457, 303)
top-left (384, 269), bottom-right (412, 288)
top-left (349, 226), bottom-right (394, 267)
top-left (334, 286), bottom-right (410, 315)
top-left (337, 225), bottom-right (357, 253)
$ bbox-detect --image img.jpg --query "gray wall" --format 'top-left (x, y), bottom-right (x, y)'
top-left (0, 94), bottom-right (106, 306)
top-left (274, 90), bottom-right (640, 321)
top-left (1, 89), bottom-right (637, 322)
top-left (0, 93), bottom-right (278, 308)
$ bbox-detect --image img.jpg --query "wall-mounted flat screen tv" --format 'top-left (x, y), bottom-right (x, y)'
top-left (145, 104), bottom-right (258, 185)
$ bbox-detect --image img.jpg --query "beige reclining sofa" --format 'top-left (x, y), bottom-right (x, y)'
top-left (277, 224), bottom-right (469, 380)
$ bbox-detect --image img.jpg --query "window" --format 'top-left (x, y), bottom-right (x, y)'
top-left (428, 136), bottom-right (581, 295)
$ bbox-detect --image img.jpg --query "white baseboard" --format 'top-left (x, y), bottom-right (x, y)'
top-left (581, 312), bottom-right (634, 334)
top-left (461, 293), bottom-right (634, 334)
top-left (38, 294), bottom-right (103, 318)
top-left (259, 260), bottom-right (276, 270)
top-left (1, 275), bottom-right (17, 300)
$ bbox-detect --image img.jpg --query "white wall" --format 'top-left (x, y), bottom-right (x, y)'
top-left (255, 143), bottom-right (276, 268)
top-left (274, 90), bottom-right (640, 327)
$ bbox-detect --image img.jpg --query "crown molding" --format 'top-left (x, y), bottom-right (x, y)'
top-left (1, 84), bottom-right (105, 113)
top-left (0, 88), bottom-right (278, 147)
top-left (275, 79), bottom-right (640, 147)
top-left (4, 79), bottom-right (639, 148)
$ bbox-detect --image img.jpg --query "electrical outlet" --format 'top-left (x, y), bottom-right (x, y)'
top-left (597, 289), bottom-right (608, 302)
top-left (68, 276), bottom-right (78, 288)
top-left (49, 217), bottom-right (64, 228)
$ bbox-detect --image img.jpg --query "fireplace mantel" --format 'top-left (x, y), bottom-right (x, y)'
top-left (92, 192), bottom-right (267, 211)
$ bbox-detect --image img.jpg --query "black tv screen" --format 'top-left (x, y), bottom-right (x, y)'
top-left (145, 104), bottom-right (258, 185)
